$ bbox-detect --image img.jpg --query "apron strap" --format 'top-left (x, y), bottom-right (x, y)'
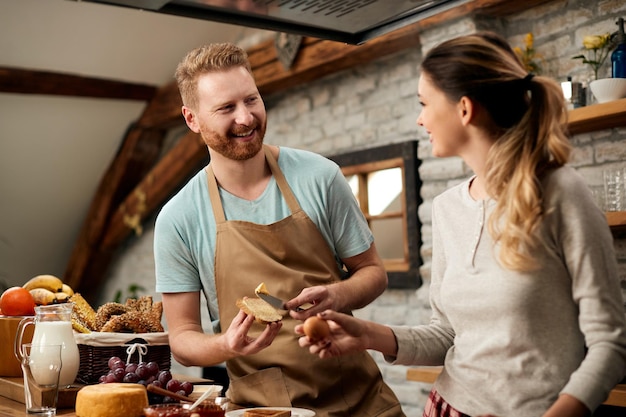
top-left (206, 165), bottom-right (226, 224)
top-left (263, 145), bottom-right (301, 214)
top-left (206, 145), bottom-right (302, 225)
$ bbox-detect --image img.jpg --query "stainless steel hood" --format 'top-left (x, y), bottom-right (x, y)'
top-left (74, 0), bottom-right (470, 45)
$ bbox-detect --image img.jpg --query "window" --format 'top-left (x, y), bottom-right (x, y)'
top-left (328, 141), bottom-right (422, 289)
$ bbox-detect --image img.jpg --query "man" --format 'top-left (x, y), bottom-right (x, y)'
top-left (154, 43), bottom-right (404, 416)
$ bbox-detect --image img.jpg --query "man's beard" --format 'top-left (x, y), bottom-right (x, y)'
top-left (201, 118), bottom-right (266, 161)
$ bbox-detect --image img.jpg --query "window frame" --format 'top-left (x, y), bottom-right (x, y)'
top-left (328, 141), bottom-right (422, 289)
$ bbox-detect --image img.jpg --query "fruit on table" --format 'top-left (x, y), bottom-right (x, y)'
top-left (99, 356), bottom-right (193, 404)
top-left (0, 286), bottom-right (36, 316)
top-left (21, 274), bottom-right (75, 306)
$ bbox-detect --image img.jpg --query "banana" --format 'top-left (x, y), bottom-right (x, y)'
top-left (29, 288), bottom-right (56, 306)
top-left (61, 283), bottom-right (74, 297)
top-left (54, 292), bottom-right (70, 303)
top-left (23, 274), bottom-right (64, 293)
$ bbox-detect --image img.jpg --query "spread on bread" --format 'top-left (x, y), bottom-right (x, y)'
top-left (254, 282), bottom-right (270, 295)
top-left (75, 383), bottom-right (148, 417)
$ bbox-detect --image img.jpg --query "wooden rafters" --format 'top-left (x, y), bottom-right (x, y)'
top-left (0, 67), bottom-right (157, 100)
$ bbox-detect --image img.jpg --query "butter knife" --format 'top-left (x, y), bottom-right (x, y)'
top-left (256, 292), bottom-right (313, 312)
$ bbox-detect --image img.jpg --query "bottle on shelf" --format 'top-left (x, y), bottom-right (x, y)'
top-left (612, 17), bottom-right (626, 78)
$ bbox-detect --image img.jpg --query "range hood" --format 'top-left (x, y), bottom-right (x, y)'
top-left (75, 0), bottom-right (471, 45)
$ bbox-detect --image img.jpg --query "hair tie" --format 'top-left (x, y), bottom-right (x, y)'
top-left (523, 73), bottom-right (535, 88)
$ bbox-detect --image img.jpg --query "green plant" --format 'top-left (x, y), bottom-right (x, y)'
top-left (572, 33), bottom-right (615, 79)
top-left (514, 33), bottom-right (543, 74)
top-left (113, 283), bottom-right (146, 303)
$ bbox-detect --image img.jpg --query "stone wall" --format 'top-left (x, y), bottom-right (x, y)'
top-left (100, 0), bottom-right (626, 414)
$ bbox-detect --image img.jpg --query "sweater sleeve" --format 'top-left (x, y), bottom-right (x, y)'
top-left (547, 169), bottom-right (626, 410)
top-left (386, 194), bottom-right (456, 366)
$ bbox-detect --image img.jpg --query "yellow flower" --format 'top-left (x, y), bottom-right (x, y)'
top-left (582, 34), bottom-right (611, 50)
top-left (573, 32), bottom-right (615, 79)
top-left (515, 32), bottom-right (542, 74)
top-left (524, 33), bottom-right (534, 49)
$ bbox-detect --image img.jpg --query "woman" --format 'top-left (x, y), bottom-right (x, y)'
top-left (295, 32), bottom-right (626, 417)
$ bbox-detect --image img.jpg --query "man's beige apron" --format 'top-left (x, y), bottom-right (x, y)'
top-left (208, 145), bottom-right (404, 417)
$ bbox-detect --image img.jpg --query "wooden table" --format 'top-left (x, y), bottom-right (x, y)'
top-left (0, 393), bottom-right (76, 416)
top-left (406, 366), bottom-right (626, 408)
top-left (0, 374), bottom-right (227, 416)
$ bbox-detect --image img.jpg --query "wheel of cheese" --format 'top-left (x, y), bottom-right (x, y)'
top-left (75, 383), bottom-right (148, 417)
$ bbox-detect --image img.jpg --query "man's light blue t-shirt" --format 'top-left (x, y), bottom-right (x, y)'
top-left (154, 146), bottom-right (373, 332)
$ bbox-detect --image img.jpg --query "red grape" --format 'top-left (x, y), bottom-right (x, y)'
top-left (158, 370), bottom-right (172, 385)
top-left (113, 367), bottom-right (125, 381)
top-left (136, 364), bottom-right (150, 380)
top-left (181, 381), bottom-right (193, 396)
top-left (166, 379), bottom-right (181, 393)
top-left (146, 361), bottom-right (159, 376)
top-left (108, 356), bottom-right (123, 369)
top-left (104, 373), bottom-right (117, 383)
top-left (123, 372), bottom-right (140, 383)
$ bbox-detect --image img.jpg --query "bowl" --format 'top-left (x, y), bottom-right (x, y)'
top-left (144, 401), bottom-right (225, 417)
top-left (589, 78), bottom-right (626, 103)
top-left (189, 385), bottom-right (223, 401)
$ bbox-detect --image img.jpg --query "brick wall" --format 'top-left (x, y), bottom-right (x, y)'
top-left (101, 0), bottom-right (626, 414)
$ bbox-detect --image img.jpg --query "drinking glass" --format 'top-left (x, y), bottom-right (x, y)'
top-left (20, 343), bottom-right (62, 417)
top-left (603, 167), bottom-right (625, 211)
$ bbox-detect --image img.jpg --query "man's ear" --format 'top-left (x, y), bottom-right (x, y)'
top-left (182, 106), bottom-right (200, 133)
top-left (458, 96), bottom-right (475, 126)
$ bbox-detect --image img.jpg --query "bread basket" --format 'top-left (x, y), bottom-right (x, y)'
top-left (74, 331), bottom-right (170, 384)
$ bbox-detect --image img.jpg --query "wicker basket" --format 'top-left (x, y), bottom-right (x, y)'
top-left (74, 331), bottom-right (170, 385)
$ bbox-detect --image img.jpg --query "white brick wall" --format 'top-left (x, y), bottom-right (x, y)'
top-left (102, 0), bottom-right (626, 413)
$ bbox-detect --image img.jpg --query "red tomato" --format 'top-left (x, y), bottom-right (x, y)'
top-left (0, 287), bottom-right (36, 316)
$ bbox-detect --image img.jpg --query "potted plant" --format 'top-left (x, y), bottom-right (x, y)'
top-left (573, 32), bottom-right (626, 103)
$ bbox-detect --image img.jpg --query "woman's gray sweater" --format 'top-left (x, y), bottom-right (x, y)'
top-left (389, 165), bottom-right (626, 416)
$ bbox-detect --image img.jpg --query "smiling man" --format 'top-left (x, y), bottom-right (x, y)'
top-left (153, 43), bottom-right (404, 416)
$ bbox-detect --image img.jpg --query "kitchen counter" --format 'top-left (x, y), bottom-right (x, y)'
top-left (406, 366), bottom-right (626, 408)
top-left (0, 394), bottom-right (76, 416)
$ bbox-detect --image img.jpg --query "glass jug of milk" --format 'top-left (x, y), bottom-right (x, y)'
top-left (14, 303), bottom-right (80, 387)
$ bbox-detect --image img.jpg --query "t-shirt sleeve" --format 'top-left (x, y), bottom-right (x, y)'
top-left (154, 205), bottom-right (203, 293)
top-left (326, 166), bottom-right (374, 259)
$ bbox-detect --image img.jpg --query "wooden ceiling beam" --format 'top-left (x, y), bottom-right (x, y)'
top-left (0, 67), bottom-right (157, 101)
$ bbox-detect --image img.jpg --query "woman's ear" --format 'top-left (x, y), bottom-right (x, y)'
top-left (458, 96), bottom-right (475, 126)
top-left (182, 106), bottom-right (200, 133)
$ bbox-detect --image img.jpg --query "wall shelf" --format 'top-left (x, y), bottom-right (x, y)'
top-left (607, 212), bottom-right (626, 235)
top-left (566, 99), bottom-right (626, 234)
top-left (568, 97), bottom-right (626, 134)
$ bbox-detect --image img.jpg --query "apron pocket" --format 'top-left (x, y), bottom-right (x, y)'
top-left (227, 367), bottom-right (292, 407)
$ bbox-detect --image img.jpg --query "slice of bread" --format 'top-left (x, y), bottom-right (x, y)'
top-left (243, 409), bottom-right (291, 417)
top-left (236, 297), bottom-right (283, 324)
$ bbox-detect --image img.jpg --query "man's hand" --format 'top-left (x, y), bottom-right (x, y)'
top-left (224, 310), bottom-right (282, 356)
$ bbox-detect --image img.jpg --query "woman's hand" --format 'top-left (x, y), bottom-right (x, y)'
top-left (295, 310), bottom-right (372, 358)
